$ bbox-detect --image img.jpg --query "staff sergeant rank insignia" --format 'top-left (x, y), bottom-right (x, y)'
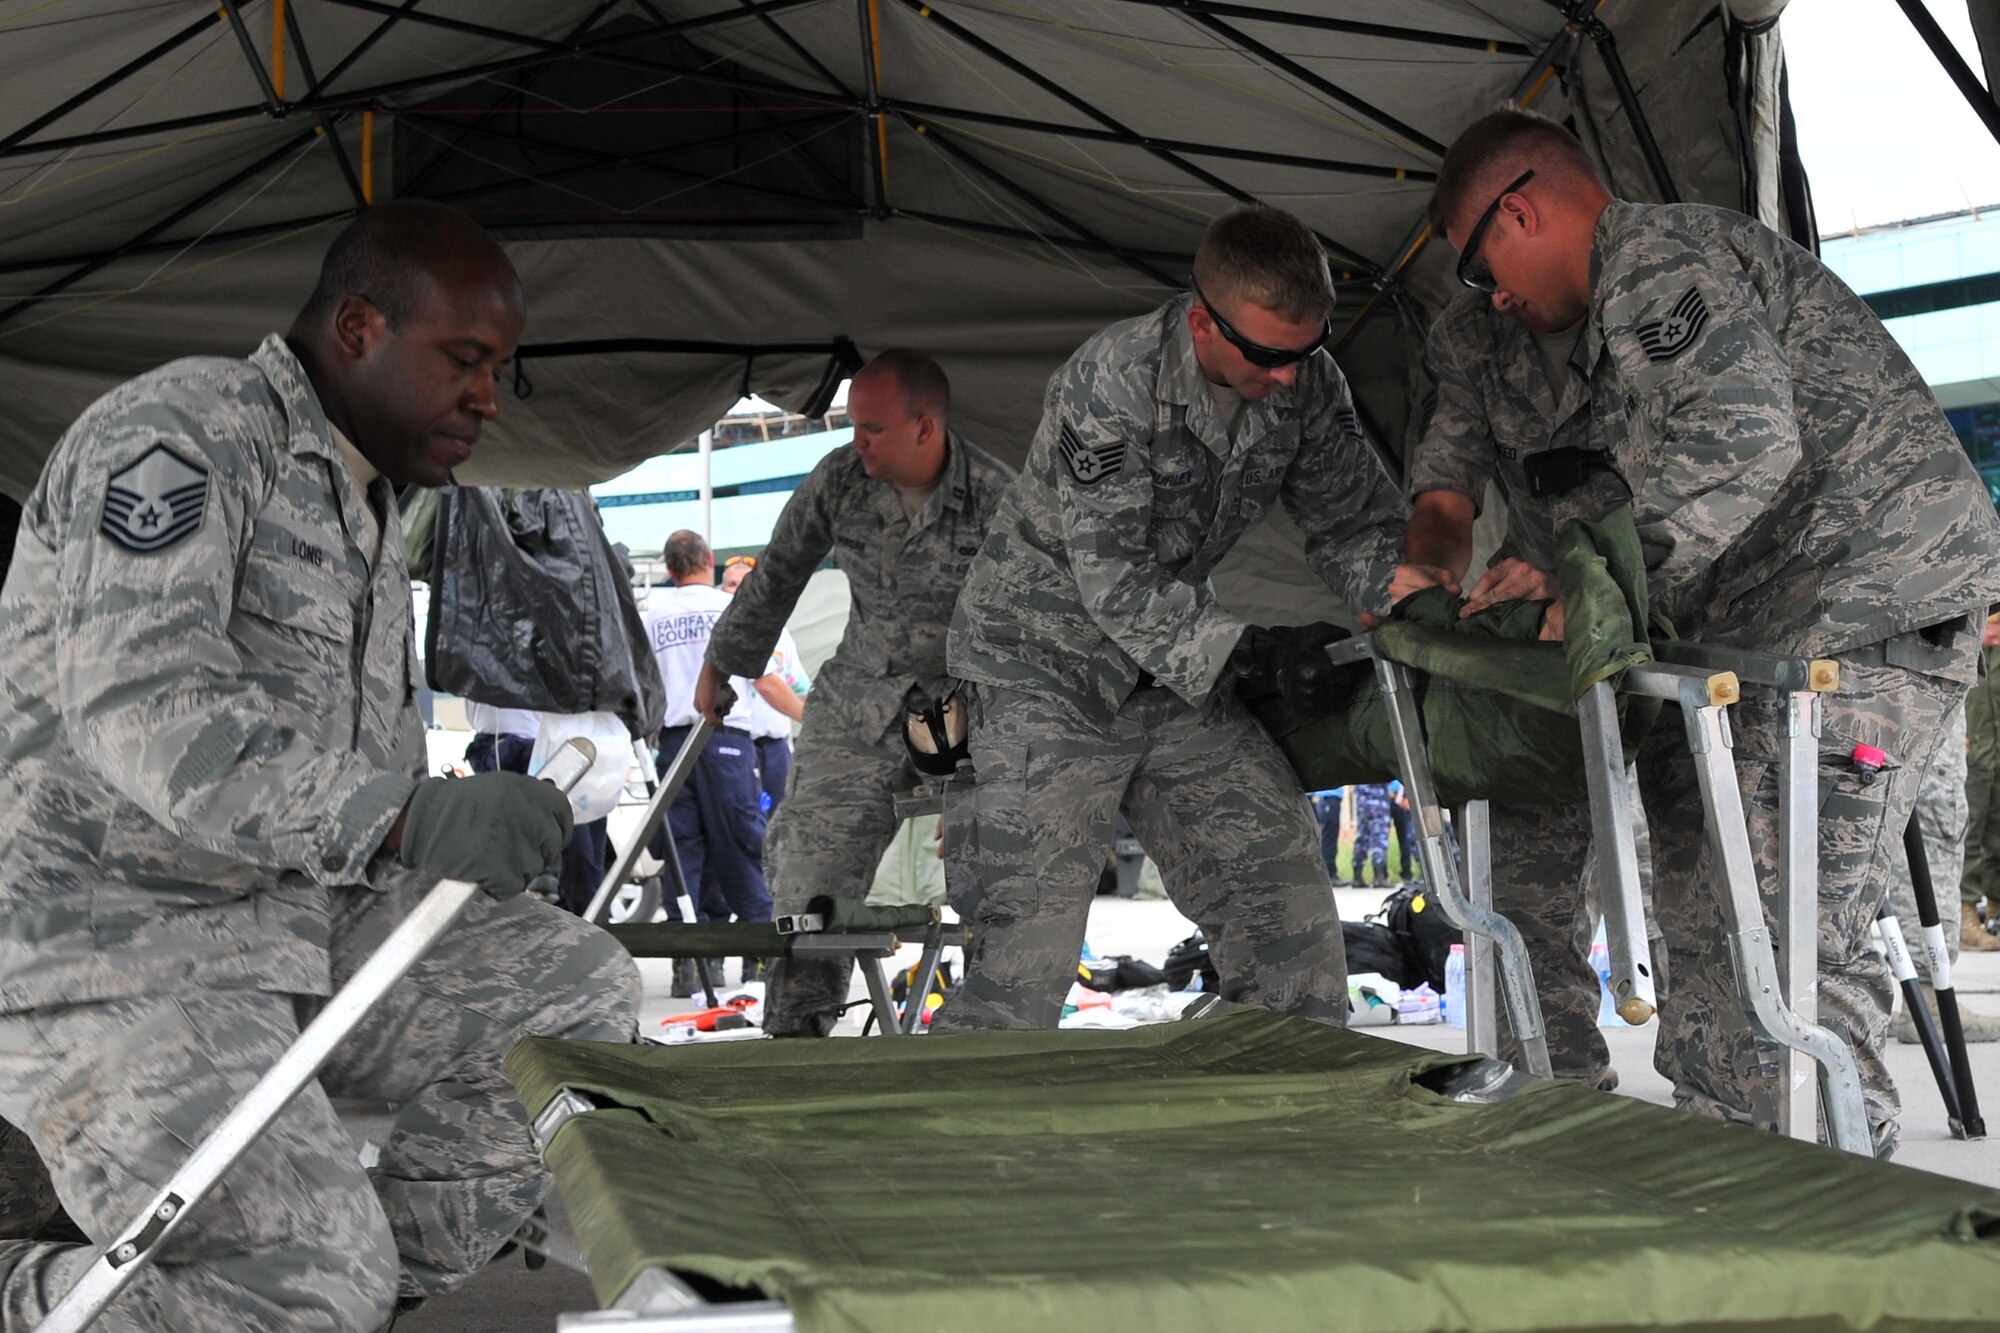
top-left (1058, 419), bottom-right (1124, 486)
top-left (100, 442), bottom-right (209, 554)
top-left (1634, 286), bottom-right (1709, 362)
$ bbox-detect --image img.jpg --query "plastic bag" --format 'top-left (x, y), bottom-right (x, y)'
top-left (530, 712), bottom-right (633, 823)
top-left (424, 487), bottom-right (665, 740)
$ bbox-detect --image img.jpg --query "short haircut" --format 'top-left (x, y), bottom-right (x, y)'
top-left (856, 348), bottom-right (950, 422)
top-left (1427, 106), bottom-right (1607, 234)
top-left (294, 199), bottom-right (493, 333)
top-left (1191, 206), bottom-right (1336, 323)
top-left (664, 529), bottom-right (711, 578)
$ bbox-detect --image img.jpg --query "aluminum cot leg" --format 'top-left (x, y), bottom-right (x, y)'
top-left (1577, 681), bottom-right (1658, 1026)
top-left (1630, 664), bottom-right (1872, 1156)
top-left (1371, 655), bottom-right (1552, 1078)
top-left (1459, 800), bottom-right (1499, 1059)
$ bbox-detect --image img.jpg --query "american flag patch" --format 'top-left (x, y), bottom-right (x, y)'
top-left (1634, 286), bottom-right (1709, 362)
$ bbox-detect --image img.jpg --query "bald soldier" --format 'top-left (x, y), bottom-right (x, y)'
top-left (1429, 107), bottom-right (2000, 1154)
top-left (0, 202), bottom-right (639, 1329)
top-left (938, 205), bottom-right (1444, 1031)
top-left (693, 349), bottom-right (1013, 1037)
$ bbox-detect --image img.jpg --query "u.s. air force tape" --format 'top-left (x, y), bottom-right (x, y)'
top-left (1634, 286), bottom-right (1708, 362)
top-left (1058, 419), bottom-right (1125, 486)
top-left (100, 442), bottom-right (209, 554)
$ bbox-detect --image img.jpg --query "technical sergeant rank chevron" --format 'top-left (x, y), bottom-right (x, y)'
top-left (1634, 285), bottom-right (1709, 362)
top-left (1058, 419), bottom-right (1124, 486)
top-left (100, 442), bottom-right (209, 554)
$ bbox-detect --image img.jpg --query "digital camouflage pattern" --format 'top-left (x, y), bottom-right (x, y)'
top-left (1407, 289), bottom-right (1626, 570)
top-left (706, 432), bottom-right (1012, 1036)
top-left (1488, 799), bottom-right (1613, 1088)
top-left (1963, 646), bottom-right (2000, 908)
top-left (706, 431), bottom-right (1014, 744)
top-left (0, 336), bottom-right (641, 1327)
top-left (1581, 202), bottom-right (2000, 1153)
top-left (0, 335), bottom-right (423, 1011)
top-left (1350, 783), bottom-right (1392, 882)
top-left (1642, 641), bottom-right (1964, 1157)
top-left (1585, 202), bottom-right (2000, 659)
top-left (949, 293), bottom-right (1404, 721)
top-left (939, 294), bottom-right (1402, 1029)
top-left (1884, 700), bottom-right (1966, 973)
top-left (757, 725), bottom-right (928, 1036)
top-left (1408, 295), bottom-right (1627, 1084)
top-left (930, 684), bottom-right (1347, 1031)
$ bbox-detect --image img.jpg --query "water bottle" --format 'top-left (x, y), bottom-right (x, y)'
top-left (1443, 943), bottom-right (1466, 1029)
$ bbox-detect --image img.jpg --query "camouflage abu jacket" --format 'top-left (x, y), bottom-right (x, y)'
top-left (1584, 201), bottom-right (2000, 668)
top-left (949, 293), bottom-right (1405, 720)
top-left (0, 335), bottom-right (426, 1013)
top-left (706, 430), bottom-right (1014, 744)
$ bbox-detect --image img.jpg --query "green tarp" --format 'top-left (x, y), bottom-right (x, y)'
top-left (507, 1010), bottom-right (2000, 1332)
top-left (1241, 506), bottom-right (1663, 806)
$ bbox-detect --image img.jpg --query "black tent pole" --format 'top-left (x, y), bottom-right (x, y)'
top-left (1903, 816), bottom-right (1986, 1138)
top-left (1876, 898), bottom-right (1964, 1129)
top-left (1892, 0), bottom-right (2000, 147)
top-left (1560, 5), bottom-right (1681, 204)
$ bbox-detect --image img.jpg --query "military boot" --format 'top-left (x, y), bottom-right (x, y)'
top-left (1962, 902), bottom-right (2000, 952)
top-left (1892, 984), bottom-right (2000, 1043)
top-left (670, 958), bottom-right (702, 998)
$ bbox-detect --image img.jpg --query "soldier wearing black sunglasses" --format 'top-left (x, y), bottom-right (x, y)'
top-left (936, 204), bottom-right (1454, 1034)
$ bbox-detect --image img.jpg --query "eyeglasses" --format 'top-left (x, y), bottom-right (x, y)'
top-left (723, 555), bottom-right (757, 569)
top-left (1455, 169), bottom-right (1534, 294)
top-left (1190, 276), bottom-right (1332, 369)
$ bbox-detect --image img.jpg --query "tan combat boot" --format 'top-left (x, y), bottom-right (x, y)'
top-left (1963, 901), bottom-right (2000, 952)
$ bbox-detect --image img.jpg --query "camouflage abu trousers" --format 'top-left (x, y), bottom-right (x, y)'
top-left (1639, 641), bottom-right (1968, 1158)
top-left (0, 886), bottom-right (639, 1332)
top-left (1883, 699), bottom-right (1966, 974)
top-left (760, 718), bottom-right (928, 1038)
top-left (930, 682), bottom-right (1346, 1032)
top-left (1485, 799), bottom-right (1610, 1088)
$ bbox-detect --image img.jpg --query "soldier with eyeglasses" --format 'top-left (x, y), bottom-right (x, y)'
top-left (937, 205), bottom-right (1444, 1031)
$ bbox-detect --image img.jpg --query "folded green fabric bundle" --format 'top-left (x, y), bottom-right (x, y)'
top-left (1238, 505), bottom-right (1663, 806)
top-left (506, 1009), bottom-right (2000, 1332)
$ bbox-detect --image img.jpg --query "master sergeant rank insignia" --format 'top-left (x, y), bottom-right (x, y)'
top-left (1058, 420), bottom-right (1125, 486)
top-left (1634, 286), bottom-right (1709, 363)
top-left (100, 442), bottom-right (209, 554)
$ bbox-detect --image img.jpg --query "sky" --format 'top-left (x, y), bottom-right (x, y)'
top-left (1783, 0), bottom-right (2000, 233)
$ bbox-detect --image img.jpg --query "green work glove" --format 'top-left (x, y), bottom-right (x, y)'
top-left (397, 771), bottom-right (575, 899)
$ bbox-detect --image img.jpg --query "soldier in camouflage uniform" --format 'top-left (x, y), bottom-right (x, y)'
top-left (939, 206), bottom-right (1442, 1032)
top-left (1405, 274), bottom-right (1651, 1091)
top-left (0, 202), bottom-right (639, 1330)
top-left (1431, 109), bottom-right (2000, 1154)
top-left (1351, 784), bottom-right (1393, 884)
top-left (694, 349), bottom-right (1013, 1037)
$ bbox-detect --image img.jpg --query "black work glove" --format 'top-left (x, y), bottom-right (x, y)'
top-left (1230, 624), bottom-right (1351, 719)
top-left (397, 771), bottom-right (575, 899)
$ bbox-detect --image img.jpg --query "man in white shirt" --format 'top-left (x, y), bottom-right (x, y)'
top-left (645, 532), bottom-right (796, 943)
top-left (721, 555), bottom-right (809, 818)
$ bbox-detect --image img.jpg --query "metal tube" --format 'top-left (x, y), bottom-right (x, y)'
top-left (1460, 800), bottom-right (1500, 1060)
top-left (901, 926), bottom-right (948, 1034)
top-left (1577, 682), bottom-right (1656, 1024)
top-left (1775, 688), bottom-right (1821, 1141)
top-left (1679, 700), bottom-right (1872, 1156)
top-left (588, 721), bottom-right (714, 925)
top-left (1892, 0), bottom-right (2000, 148)
top-left (1371, 653), bottom-right (1550, 1076)
top-left (1904, 816), bottom-right (1985, 1138)
top-left (35, 876), bottom-right (484, 1333)
top-left (1876, 906), bottom-right (1963, 1127)
top-left (1580, 14), bottom-right (1680, 203)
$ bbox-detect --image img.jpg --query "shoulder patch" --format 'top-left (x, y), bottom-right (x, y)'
top-left (100, 443), bottom-right (209, 554)
top-left (1633, 286), bottom-right (1709, 362)
top-left (1057, 420), bottom-right (1125, 486)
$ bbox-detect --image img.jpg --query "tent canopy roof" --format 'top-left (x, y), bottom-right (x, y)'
top-left (0, 0), bottom-right (1783, 501)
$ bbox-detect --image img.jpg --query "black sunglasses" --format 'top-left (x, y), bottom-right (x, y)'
top-left (1190, 276), bottom-right (1332, 369)
top-left (1455, 169), bottom-right (1535, 294)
